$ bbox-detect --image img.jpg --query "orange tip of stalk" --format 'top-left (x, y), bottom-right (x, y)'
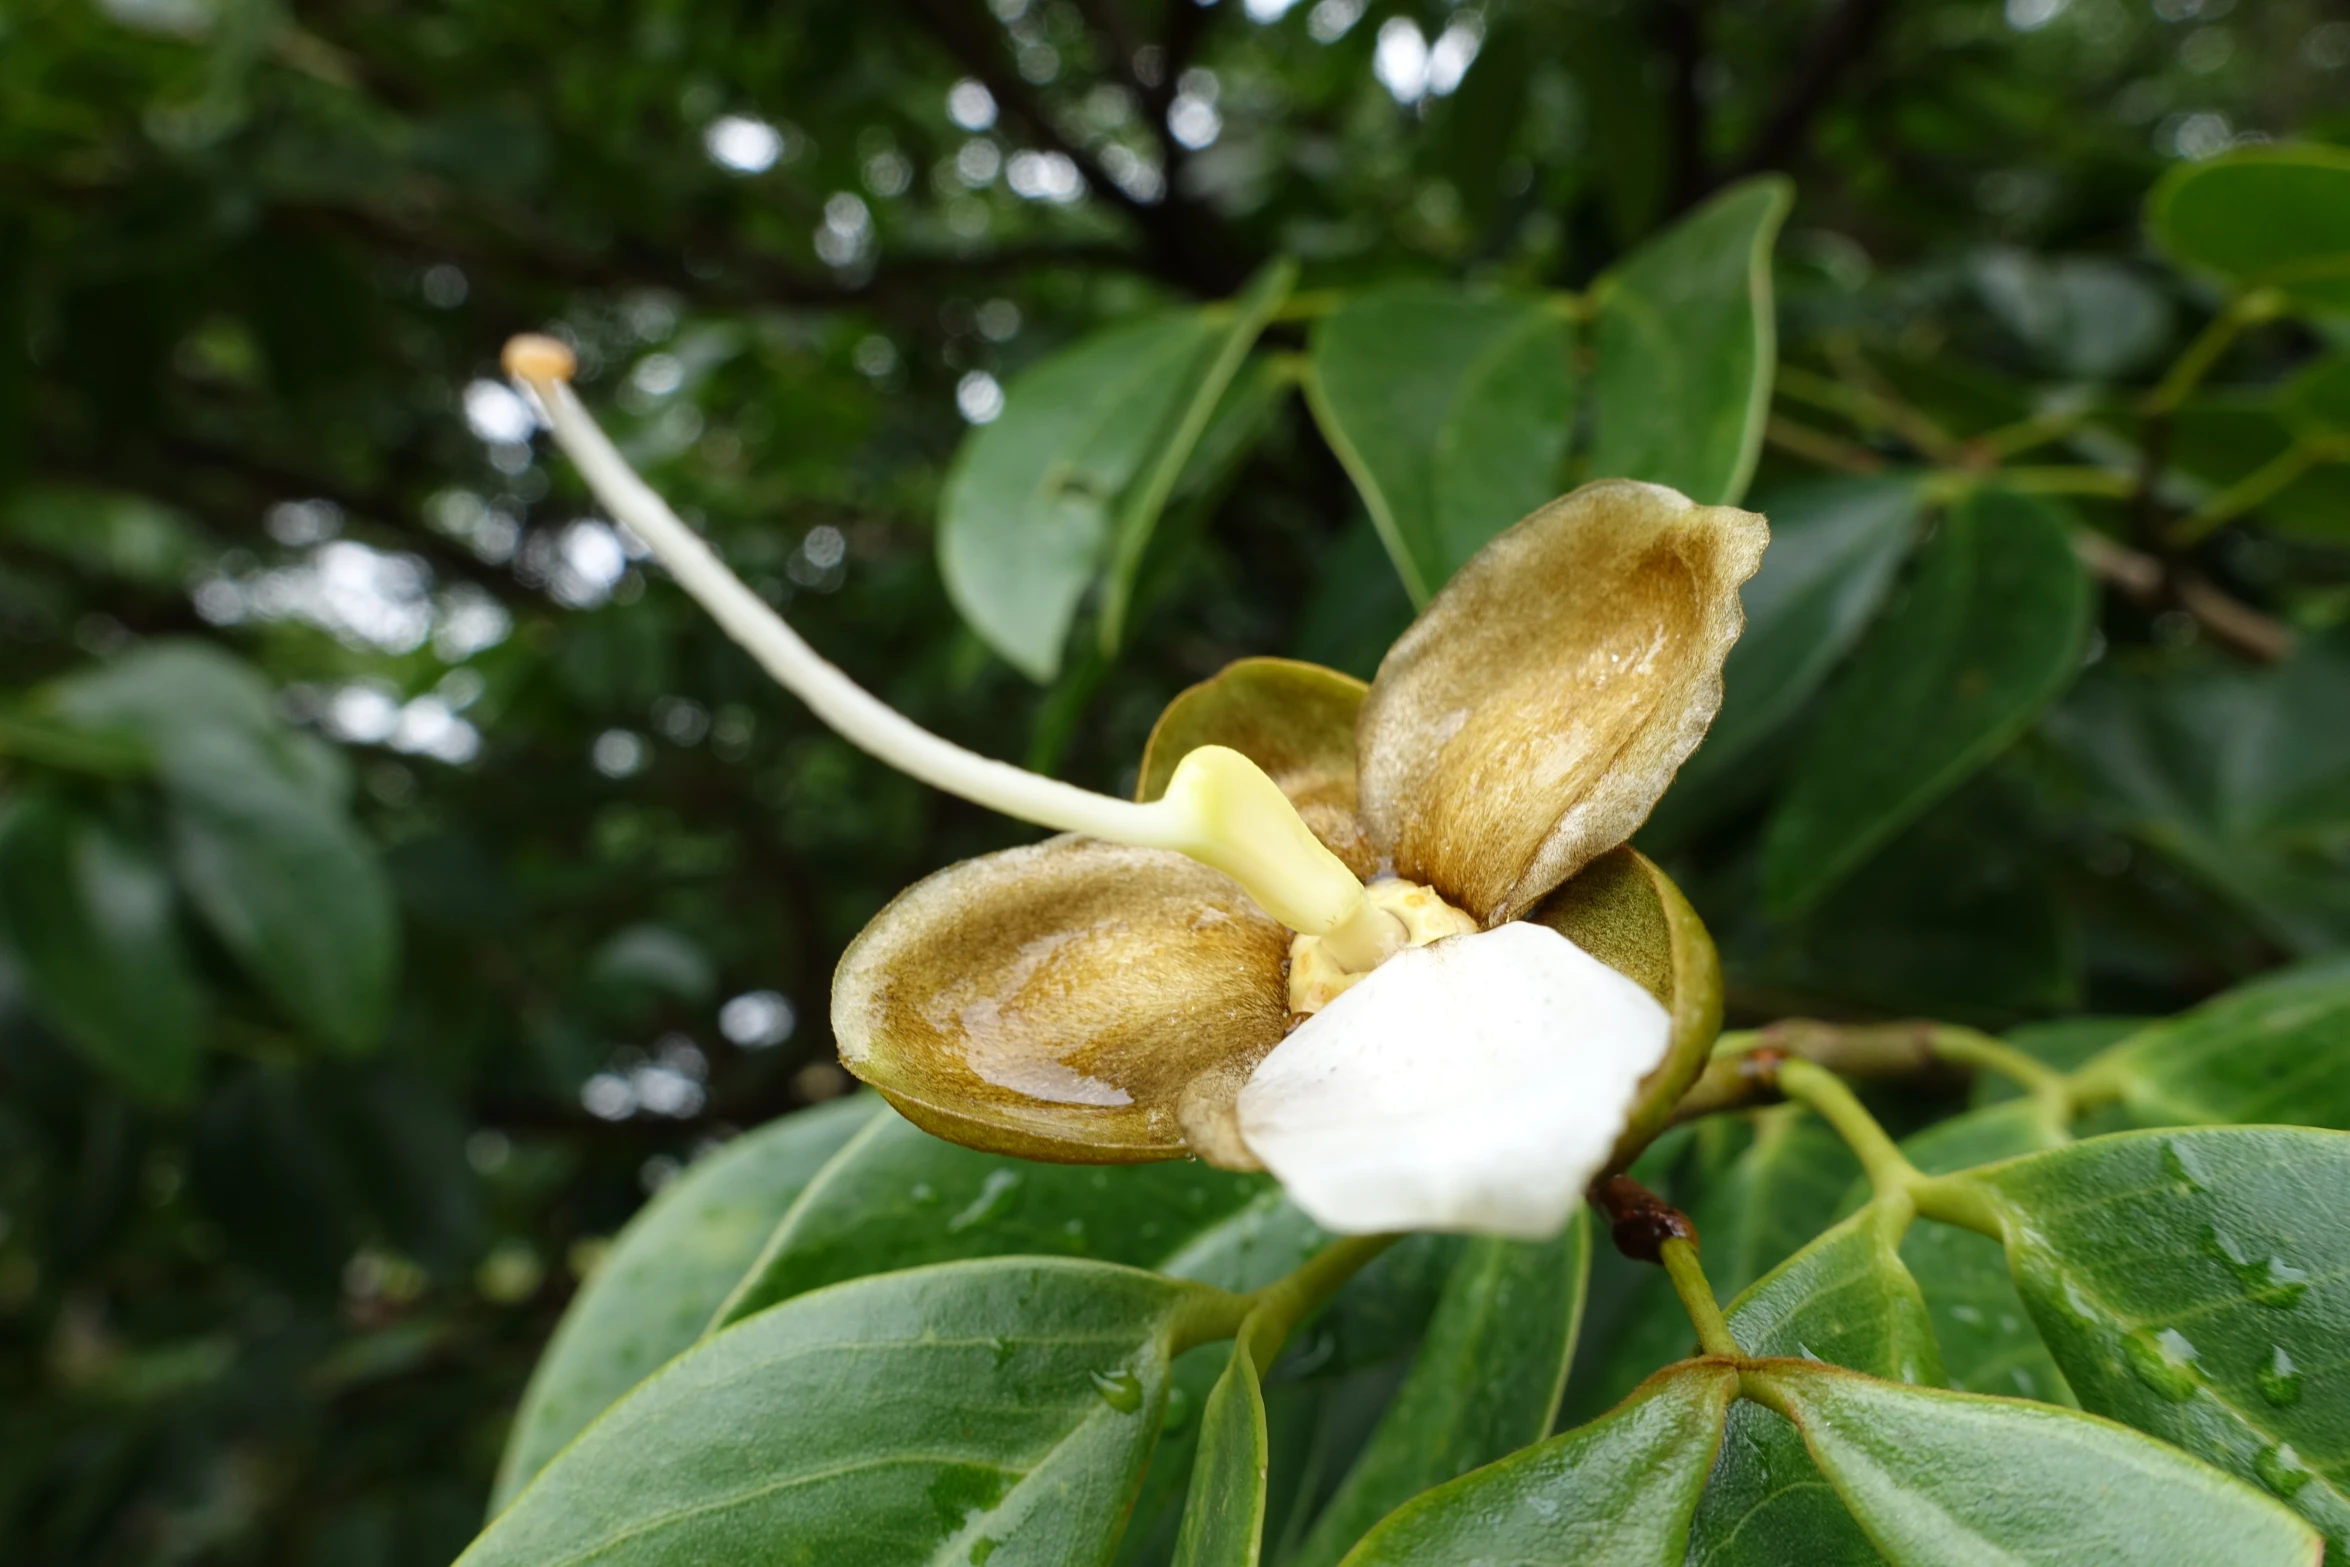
top-left (502, 333), bottom-right (577, 385)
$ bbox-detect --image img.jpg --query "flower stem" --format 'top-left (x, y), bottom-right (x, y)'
top-left (502, 336), bottom-right (1374, 943)
top-left (1216, 1231), bottom-right (1398, 1365)
top-left (1774, 1058), bottom-right (1919, 1199)
top-left (1660, 1238), bottom-right (1741, 1359)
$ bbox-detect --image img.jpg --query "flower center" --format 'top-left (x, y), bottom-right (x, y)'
top-left (501, 333), bottom-right (1387, 951)
top-left (1288, 879), bottom-right (1478, 1015)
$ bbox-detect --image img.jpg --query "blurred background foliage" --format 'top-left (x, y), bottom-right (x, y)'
top-left (3, 0), bottom-right (2349, 1559)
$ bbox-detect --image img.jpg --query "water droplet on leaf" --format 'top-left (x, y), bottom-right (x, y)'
top-left (1161, 1384), bottom-right (1192, 1431)
top-left (2122, 1327), bottom-right (2202, 1402)
top-left (2256, 1442), bottom-right (2314, 1499)
top-left (946, 1169), bottom-right (1022, 1233)
top-left (1090, 1367), bottom-right (1144, 1413)
top-left (2162, 1138), bottom-right (2208, 1192)
top-left (2256, 1345), bottom-right (2303, 1407)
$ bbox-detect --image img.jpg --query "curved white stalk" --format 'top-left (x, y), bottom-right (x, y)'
top-left (502, 335), bottom-right (1390, 954)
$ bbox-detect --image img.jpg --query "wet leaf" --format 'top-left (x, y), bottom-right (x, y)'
top-left (1170, 1331), bottom-right (1273, 1567)
top-left (491, 1097), bottom-right (880, 1510)
top-left (1762, 487), bottom-right (2092, 917)
top-left (1946, 1127), bottom-right (2350, 1558)
top-left (1290, 1213), bottom-right (1590, 1567)
top-left (1304, 284), bottom-right (1576, 602)
top-left (1587, 176), bottom-right (1791, 506)
top-left (461, 1259), bottom-right (1236, 1567)
top-left (1753, 1359), bottom-right (2321, 1566)
top-left (2070, 960), bottom-right (2350, 1131)
top-left (1337, 1362), bottom-right (1736, 1566)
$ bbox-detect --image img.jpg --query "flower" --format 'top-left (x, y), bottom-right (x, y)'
top-left (833, 483), bottom-right (1765, 1238)
top-left (500, 333), bottom-right (1766, 1241)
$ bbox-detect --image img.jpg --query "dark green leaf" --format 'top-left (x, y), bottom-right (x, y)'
top-left (1651, 474), bottom-right (1923, 841)
top-left (1762, 487), bottom-right (2093, 916)
top-left (1755, 1359), bottom-right (2321, 1566)
top-left (1304, 284), bottom-right (1576, 601)
top-left (1949, 1127), bottom-right (2350, 1557)
top-left (1338, 1363), bottom-right (1737, 1566)
top-left (1171, 1333), bottom-right (1271, 1567)
top-left (461, 1259), bottom-right (1236, 1567)
top-left (2043, 634), bottom-right (2350, 954)
top-left (2148, 144), bottom-right (2350, 317)
top-left (1587, 176), bottom-right (1791, 506)
top-left (939, 312), bottom-right (1226, 681)
top-left (2070, 960), bottom-right (2350, 1130)
top-left (1099, 260), bottom-right (1294, 652)
top-left (1290, 1213), bottom-right (1591, 1567)
top-left (491, 1097), bottom-right (880, 1511)
top-left (710, 1108), bottom-right (1295, 1329)
top-left (163, 725), bottom-right (397, 1053)
top-left (1685, 1207), bottom-right (1943, 1567)
top-left (0, 791), bottom-right (202, 1100)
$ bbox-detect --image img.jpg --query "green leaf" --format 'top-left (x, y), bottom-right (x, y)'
top-left (0, 791), bottom-right (203, 1100)
top-left (163, 725), bottom-right (397, 1053)
top-left (1587, 175), bottom-right (1791, 506)
top-left (1753, 1360), bottom-right (2322, 1567)
top-left (2071, 961), bottom-right (2350, 1131)
top-left (2149, 144), bottom-right (2350, 317)
top-left (1948, 1127), bottom-right (2350, 1558)
top-left (1651, 474), bottom-right (1924, 840)
top-left (1290, 1213), bottom-right (1591, 1567)
top-left (1685, 1207), bottom-right (1944, 1567)
top-left (460, 1259), bottom-right (1236, 1567)
top-left (710, 1108), bottom-right (1293, 1329)
top-left (1337, 1363), bottom-right (1738, 1566)
top-left (490, 1097), bottom-right (880, 1512)
top-left (1880, 1101), bottom-right (2073, 1404)
top-left (1171, 1333), bottom-right (1272, 1567)
top-left (939, 311), bottom-right (1226, 682)
top-left (52, 642), bottom-right (394, 1050)
top-left (1761, 486), bottom-right (2093, 916)
top-left (2043, 633), bottom-right (2350, 955)
top-left (1099, 260), bottom-right (1295, 653)
top-left (1304, 283), bottom-right (1576, 602)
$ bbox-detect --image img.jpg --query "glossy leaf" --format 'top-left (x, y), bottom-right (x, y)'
top-left (1587, 176), bottom-right (1791, 506)
top-left (2148, 144), bottom-right (2350, 317)
top-left (1950, 1127), bottom-right (2350, 1557)
top-left (491, 1097), bottom-right (879, 1511)
top-left (2070, 960), bottom-right (2350, 1130)
top-left (1754, 1360), bottom-right (2322, 1566)
top-left (712, 1107), bottom-right (1292, 1328)
top-left (939, 312), bottom-right (1225, 682)
top-left (461, 1259), bottom-right (1235, 1567)
top-left (1338, 1363), bottom-right (1737, 1566)
top-left (1290, 1212), bottom-right (1591, 1567)
top-left (1099, 261), bottom-right (1295, 652)
top-left (0, 791), bottom-right (202, 1100)
top-left (1883, 1101), bottom-right (2072, 1404)
top-left (2043, 633), bottom-right (2350, 955)
top-left (1762, 486), bottom-right (2093, 916)
top-left (1651, 474), bottom-right (1923, 838)
top-left (1171, 1331), bottom-right (1273, 1567)
top-left (1304, 284), bottom-right (1576, 601)
top-left (1685, 1208), bottom-right (1943, 1567)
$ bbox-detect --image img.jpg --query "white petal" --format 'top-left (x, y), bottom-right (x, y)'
top-left (1235, 922), bottom-right (1670, 1238)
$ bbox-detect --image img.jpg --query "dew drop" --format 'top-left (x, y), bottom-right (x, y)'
top-left (2255, 1442), bottom-right (2315, 1500)
top-left (1161, 1383), bottom-right (1193, 1432)
top-left (989, 1335), bottom-right (1016, 1370)
top-left (946, 1169), bottom-right (1022, 1233)
top-left (2162, 1138), bottom-right (2208, 1192)
top-left (2256, 1345), bottom-right (2304, 1408)
top-left (1090, 1367), bottom-right (1144, 1413)
top-left (2122, 1327), bottom-right (2203, 1402)
top-left (969, 1538), bottom-right (998, 1565)
top-left (2204, 1225), bottom-right (2309, 1307)
top-left (910, 1182), bottom-right (939, 1206)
